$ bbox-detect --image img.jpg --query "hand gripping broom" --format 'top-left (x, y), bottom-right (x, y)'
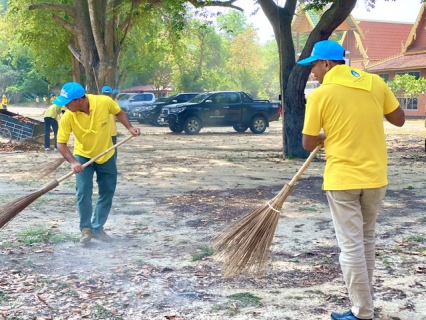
top-left (213, 144), bottom-right (322, 278)
top-left (0, 135), bottom-right (134, 229)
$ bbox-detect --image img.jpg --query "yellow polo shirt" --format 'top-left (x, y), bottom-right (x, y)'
top-left (44, 104), bottom-right (64, 119)
top-left (57, 94), bottom-right (121, 164)
top-left (303, 65), bottom-right (399, 190)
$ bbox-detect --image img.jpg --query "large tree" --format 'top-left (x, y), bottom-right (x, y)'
top-left (258, 0), bottom-right (358, 158)
top-left (15, 0), bottom-right (241, 93)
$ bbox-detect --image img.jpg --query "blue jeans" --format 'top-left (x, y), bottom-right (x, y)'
top-left (44, 117), bottom-right (58, 149)
top-left (75, 155), bottom-right (117, 233)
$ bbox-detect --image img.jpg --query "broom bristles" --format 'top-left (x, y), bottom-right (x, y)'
top-left (0, 180), bottom-right (59, 229)
top-left (32, 158), bottom-right (66, 178)
top-left (213, 183), bottom-right (294, 278)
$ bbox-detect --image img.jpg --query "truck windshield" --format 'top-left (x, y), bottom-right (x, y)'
top-left (188, 92), bottom-right (210, 103)
top-left (161, 94), bottom-right (179, 103)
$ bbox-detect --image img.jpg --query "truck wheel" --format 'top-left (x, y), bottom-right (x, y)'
top-left (169, 124), bottom-right (183, 133)
top-left (249, 116), bottom-right (267, 134)
top-left (0, 127), bottom-right (11, 143)
top-left (184, 116), bottom-right (201, 135)
top-left (233, 125), bottom-right (248, 133)
top-left (152, 112), bottom-right (166, 127)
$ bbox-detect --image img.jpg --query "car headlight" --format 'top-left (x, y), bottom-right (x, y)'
top-left (146, 105), bottom-right (155, 111)
top-left (170, 107), bottom-right (186, 113)
top-left (134, 107), bottom-right (142, 112)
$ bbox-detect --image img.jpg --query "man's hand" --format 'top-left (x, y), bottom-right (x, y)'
top-left (129, 127), bottom-right (141, 136)
top-left (302, 133), bottom-right (326, 151)
top-left (318, 133), bottom-right (326, 146)
top-left (70, 160), bottom-right (84, 173)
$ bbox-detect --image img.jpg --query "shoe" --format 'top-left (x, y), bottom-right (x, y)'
top-left (80, 228), bottom-right (92, 243)
top-left (53, 148), bottom-right (58, 152)
top-left (331, 310), bottom-right (372, 320)
top-left (45, 148), bottom-right (50, 151)
top-left (92, 230), bottom-right (112, 242)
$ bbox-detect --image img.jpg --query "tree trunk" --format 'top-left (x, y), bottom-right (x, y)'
top-left (259, 0), bottom-right (357, 158)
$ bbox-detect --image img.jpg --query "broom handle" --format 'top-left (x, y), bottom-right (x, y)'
top-left (56, 135), bottom-right (134, 183)
top-left (288, 144), bottom-right (322, 187)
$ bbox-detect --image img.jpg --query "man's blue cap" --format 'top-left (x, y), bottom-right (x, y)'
top-left (113, 89), bottom-right (119, 94)
top-left (54, 82), bottom-right (85, 107)
top-left (102, 86), bottom-right (113, 94)
top-left (297, 40), bottom-right (345, 66)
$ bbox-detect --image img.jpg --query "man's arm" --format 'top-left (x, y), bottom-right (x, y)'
top-left (302, 133), bottom-right (326, 152)
top-left (57, 143), bottom-right (84, 173)
top-left (385, 106), bottom-right (405, 127)
top-left (115, 109), bottom-right (141, 136)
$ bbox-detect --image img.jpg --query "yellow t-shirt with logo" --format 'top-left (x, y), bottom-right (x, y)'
top-left (44, 104), bottom-right (64, 119)
top-left (110, 113), bottom-right (117, 137)
top-left (302, 65), bottom-right (399, 190)
top-left (57, 94), bottom-right (121, 164)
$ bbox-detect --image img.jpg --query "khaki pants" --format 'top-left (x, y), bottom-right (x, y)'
top-left (326, 187), bottom-right (387, 319)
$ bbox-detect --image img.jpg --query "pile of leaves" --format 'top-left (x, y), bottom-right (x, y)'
top-left (0, 141), bottom-right (43, 153)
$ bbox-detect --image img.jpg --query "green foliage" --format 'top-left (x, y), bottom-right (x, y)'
top-left (6, 0), bottom-right (71, 86)
top-left (387, 74), bottom-right (426, 110)
top-left (406, 236), bottom-right (426, 243)
top-left (192, 246), bottom-right (214, 261)
top-left (216, 10), bottom-right (247, 40)
top-left (18, 225), bottom-right (70, 245)
top-left (227, 26), bottom-right (263, 96)
top-left (228, 292), bottom-right (262, 307)
top-left (259, 40), bottom-right (280, 100)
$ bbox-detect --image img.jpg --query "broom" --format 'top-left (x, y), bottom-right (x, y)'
top-left (33, 157), bottom-right (66, 178)
top-left (0, 135), bottom-right (134, 229)
top-left (213, 144), bottom-right (322, 278)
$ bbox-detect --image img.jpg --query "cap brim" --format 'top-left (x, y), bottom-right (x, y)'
top-left (297, 56), bottom-right (318, 66)
top-left (53, 96), bottom-right (72, 107)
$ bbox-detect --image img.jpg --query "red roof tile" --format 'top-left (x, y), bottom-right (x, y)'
top-left (342, 20), bottom-right (413, 63)
top-left (358, 21), bottom-right (413, 59)
top-left (366, 53), bottom-right (426, 71)
top-left (406, 10), bottom-right (426, 53)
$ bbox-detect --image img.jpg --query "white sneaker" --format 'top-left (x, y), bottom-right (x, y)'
top-left (45, 148), bottom-right (50, 151)
top-left (53, 148), bottom-right (58, 152)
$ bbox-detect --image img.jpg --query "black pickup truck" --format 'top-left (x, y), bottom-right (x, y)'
top-left (134, 92), bottom-right (201, 126)
top-left (159, 91), bottom-right (281, 134)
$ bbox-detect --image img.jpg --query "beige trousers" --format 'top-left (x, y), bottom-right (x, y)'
top-left (326, 187), bottom-right (387, 320)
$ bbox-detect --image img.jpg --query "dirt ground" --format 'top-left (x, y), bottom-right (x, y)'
top-left (0, 106), bottom-right (425, 320)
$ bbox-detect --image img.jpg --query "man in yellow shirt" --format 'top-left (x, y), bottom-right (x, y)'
top-left (101, 86), bottom-right (118, 159)
top-left (299, 40), bottom-right (405, 320)
top-left (54, 82), bottom-right (140, 244)
top-left (2, 94), bottom-right (8, 109)
top-left (43, 103), bottom-right (64, 151)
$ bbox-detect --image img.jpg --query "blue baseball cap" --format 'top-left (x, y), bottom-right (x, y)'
top-left (102, 86), bottom-right (113, 94)
top-left (113, 89), bottom-right (119, 94)
top-left (54, 82), bottom-right (85, 107)
top-left (297, 40), bottom-right (345, 66)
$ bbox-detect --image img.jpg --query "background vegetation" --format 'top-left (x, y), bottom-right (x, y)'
top-left (0, 2), bottom-right (282, 103)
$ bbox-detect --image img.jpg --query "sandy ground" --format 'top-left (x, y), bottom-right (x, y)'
top-left (0, 105), bottom-right (425, 320)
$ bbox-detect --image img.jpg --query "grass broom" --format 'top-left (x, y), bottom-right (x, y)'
top-left (0, 135), bottom-right (134, 229)
top-left (33, 157), bottom-right (66, 178)
top-left (213, 144), bottom-right (322, 278)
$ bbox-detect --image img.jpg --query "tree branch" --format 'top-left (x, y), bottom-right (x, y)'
top-left (188, 0), bottom-right (243, 11)
top-left (28, 3), bottom-right (75, 17)
top-left (88, 0), bottom-right (106, 60)
top-left (52, 13), bottom-right (77, 34)
top-left (68, 44), bottom-right (82, 64)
